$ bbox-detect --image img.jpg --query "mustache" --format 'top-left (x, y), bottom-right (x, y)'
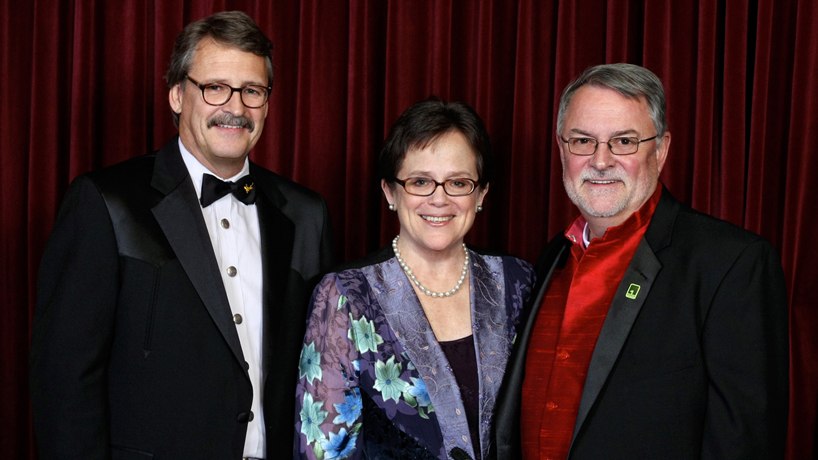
top-left (207, 114), bottom-right (255, 132)
top-left (580, 169), bottom-right (625, 182)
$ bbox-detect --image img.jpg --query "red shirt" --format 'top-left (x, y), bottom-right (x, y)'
top-left (521, 186), bottom-right (662, 460)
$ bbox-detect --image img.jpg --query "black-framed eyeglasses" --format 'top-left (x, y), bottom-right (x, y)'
top-left (186, 76), bottom-right (271, 108)
top-left (394, 177), bottom-right (479, 197)
top-left (560, 135), bottom-right (658, 156)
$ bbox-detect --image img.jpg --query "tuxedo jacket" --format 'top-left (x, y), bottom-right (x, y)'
top-left (491, 188), bottom-right (789, 460)
top-left (30, 137), bottom-right (334, 460)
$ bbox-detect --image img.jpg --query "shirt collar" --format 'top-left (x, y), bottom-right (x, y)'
top-left (565, 183), bottom-right (664, 249)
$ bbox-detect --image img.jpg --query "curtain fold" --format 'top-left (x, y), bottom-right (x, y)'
top-left (507, 0), bottom-right (559, 261)
top-left (3, 1), bottom-right (815, 458)
top-left (718, 1), bottom-right (749, 224)
top-left (783, 1), bottom-right (818, 456)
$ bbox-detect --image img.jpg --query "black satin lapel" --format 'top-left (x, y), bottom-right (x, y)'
top-left (568, 237), bottom-right (662, 454)
top-left (519, 243), bottom-right (569, 354)
top-left (256, 189), bottom-right (295, 367)
top-left (151, 176), bottom-right (247, 369)
top-left (493, 241), bottom-right (570, 460)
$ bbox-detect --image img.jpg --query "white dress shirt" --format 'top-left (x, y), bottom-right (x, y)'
top-left (179, 139), bottom-right (266, 458)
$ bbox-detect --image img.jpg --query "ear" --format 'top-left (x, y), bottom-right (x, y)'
top-left (556, 132), bottom-right (568, 168)
top-left (655, 131), bottom-right (671, 174)
top-left (169, 84), bottom-right (183, 115)
top-left (381, 179), bottom-right (396, 207)
top-left (476, 182), bottom-right (489, 207)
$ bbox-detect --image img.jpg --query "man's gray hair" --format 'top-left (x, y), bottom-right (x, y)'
top-left (556, 63), bottom-right (667, 140)
top-left (165, 11), bottom-right (274, 127)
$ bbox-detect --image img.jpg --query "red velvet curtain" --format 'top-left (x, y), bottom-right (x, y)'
top-left (2, 1), bottom-right (816, 458)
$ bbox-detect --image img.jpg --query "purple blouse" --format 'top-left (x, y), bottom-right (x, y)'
top-left (294, 247), bottom-right (535, 460)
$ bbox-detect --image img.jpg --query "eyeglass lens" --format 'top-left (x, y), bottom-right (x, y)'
top-left (566, 137), bottom-right (644, 155)
top-left (202, 84), bottom-right (269, 108)
top-left (403, 178), bottom-right (476, 196)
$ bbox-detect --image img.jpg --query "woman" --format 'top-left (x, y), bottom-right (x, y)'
top-left (294, 99), bottom-right (535, 460)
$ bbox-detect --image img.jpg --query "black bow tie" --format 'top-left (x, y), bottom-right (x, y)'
top-left (200, 173), bottom-right (257, 207)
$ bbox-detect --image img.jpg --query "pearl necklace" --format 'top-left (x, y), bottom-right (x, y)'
top-left (392, 235), bottom-right (469, 298)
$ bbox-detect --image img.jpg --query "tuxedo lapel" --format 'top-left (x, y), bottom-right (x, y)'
top-left (568, 237), bottom-right (662, 453)
top-left (493, 238), bottom-right (570, 460)
top-left (515, 242), bottom-right (570, 361)
top-left (252, 168), bottom-right (296, 370)
top-left (149, 139), bottom-right (247, 369)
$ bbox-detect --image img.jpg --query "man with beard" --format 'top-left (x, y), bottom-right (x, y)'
top-left (492, 63), bottom-right (788, 460)
top-left (30, 11), bottom-right (333, 460)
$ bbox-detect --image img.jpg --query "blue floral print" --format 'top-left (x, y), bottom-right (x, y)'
top-left (405, 376), bottom-right (434, 419)
top-left (407, 377), bottom-right (432, 407)
top-left (321, 427), bottom-right (359, 459)
top-left (333, 387), bottom-right (363, 427)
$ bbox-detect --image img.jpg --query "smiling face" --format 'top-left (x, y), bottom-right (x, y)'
top-left (382, 130), bottom-right (488, 258)
top-left (169, 38), bottom-right (269, 178)
top-left (559, 85), bottom-right (670, 230)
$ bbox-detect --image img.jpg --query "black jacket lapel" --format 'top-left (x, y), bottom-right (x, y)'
top-left (252, 169), bottom-right (296, 372)
top-left (568, 237), bottom-right (663, 456)
top-left (493, 237), bottom-right (571, 460)
top-left (150, 139), bottom-right (247, 370)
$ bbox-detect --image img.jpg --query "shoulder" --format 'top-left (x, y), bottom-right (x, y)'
top-left (468, 245), bottom-right (532, 267)
top-left (78, 154), bottom-right (157, 193)
top-left (309, 250), bottom-right (390, 319)
top-left (645, 191), bottom-right (785, 308)
top-left (59, 154), bottom-right (159, 217)
top-left (653, 190), bottom-right (774, 258)
top-left (467, 246), bottom-right (536, 288)
top-left (678, 205), bottom-right (766, 244)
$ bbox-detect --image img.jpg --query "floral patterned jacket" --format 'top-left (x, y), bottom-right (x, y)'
top-left (295, 246), bottom-right (535, 460)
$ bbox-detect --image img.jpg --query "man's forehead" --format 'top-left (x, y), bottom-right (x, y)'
top-left (564, 86), bottom-right (651, 130)
top-left (187, 39), bottom-right (267, 82)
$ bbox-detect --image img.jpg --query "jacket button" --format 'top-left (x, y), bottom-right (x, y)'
top-left (237, 412), bottom-right (249, 423)
top-left (227, 266), bottom-right (237, 277)
top-left (233, 314), bottom-right (243, 324)
top-left (221, 218), bottom-right (230, 229)
top-left (248, 411), bottom-right (254, 421)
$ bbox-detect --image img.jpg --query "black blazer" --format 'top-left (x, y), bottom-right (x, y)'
top-left (30, 138), bottom-right (334, 459)
top-left (491, 188), bottom-right (788, 460)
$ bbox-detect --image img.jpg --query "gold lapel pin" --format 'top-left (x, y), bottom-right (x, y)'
top-left (244, 182), bottom-right (254, 194)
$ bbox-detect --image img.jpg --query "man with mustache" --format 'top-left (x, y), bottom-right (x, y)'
top-left (30, 11), bottom-right (333, 460)
top-left (492, 64), bottom-right (788, 459)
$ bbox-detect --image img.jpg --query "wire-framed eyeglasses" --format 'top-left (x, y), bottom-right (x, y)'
top-left (560, 135), bottom-right (658, 155)
top-left (186, 76), bottom-right (271, 108)
top-left (394, 177), bottom-right (479, 196)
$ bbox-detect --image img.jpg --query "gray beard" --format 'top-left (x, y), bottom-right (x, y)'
top-left (562, 161), bottom-right (659, 218)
